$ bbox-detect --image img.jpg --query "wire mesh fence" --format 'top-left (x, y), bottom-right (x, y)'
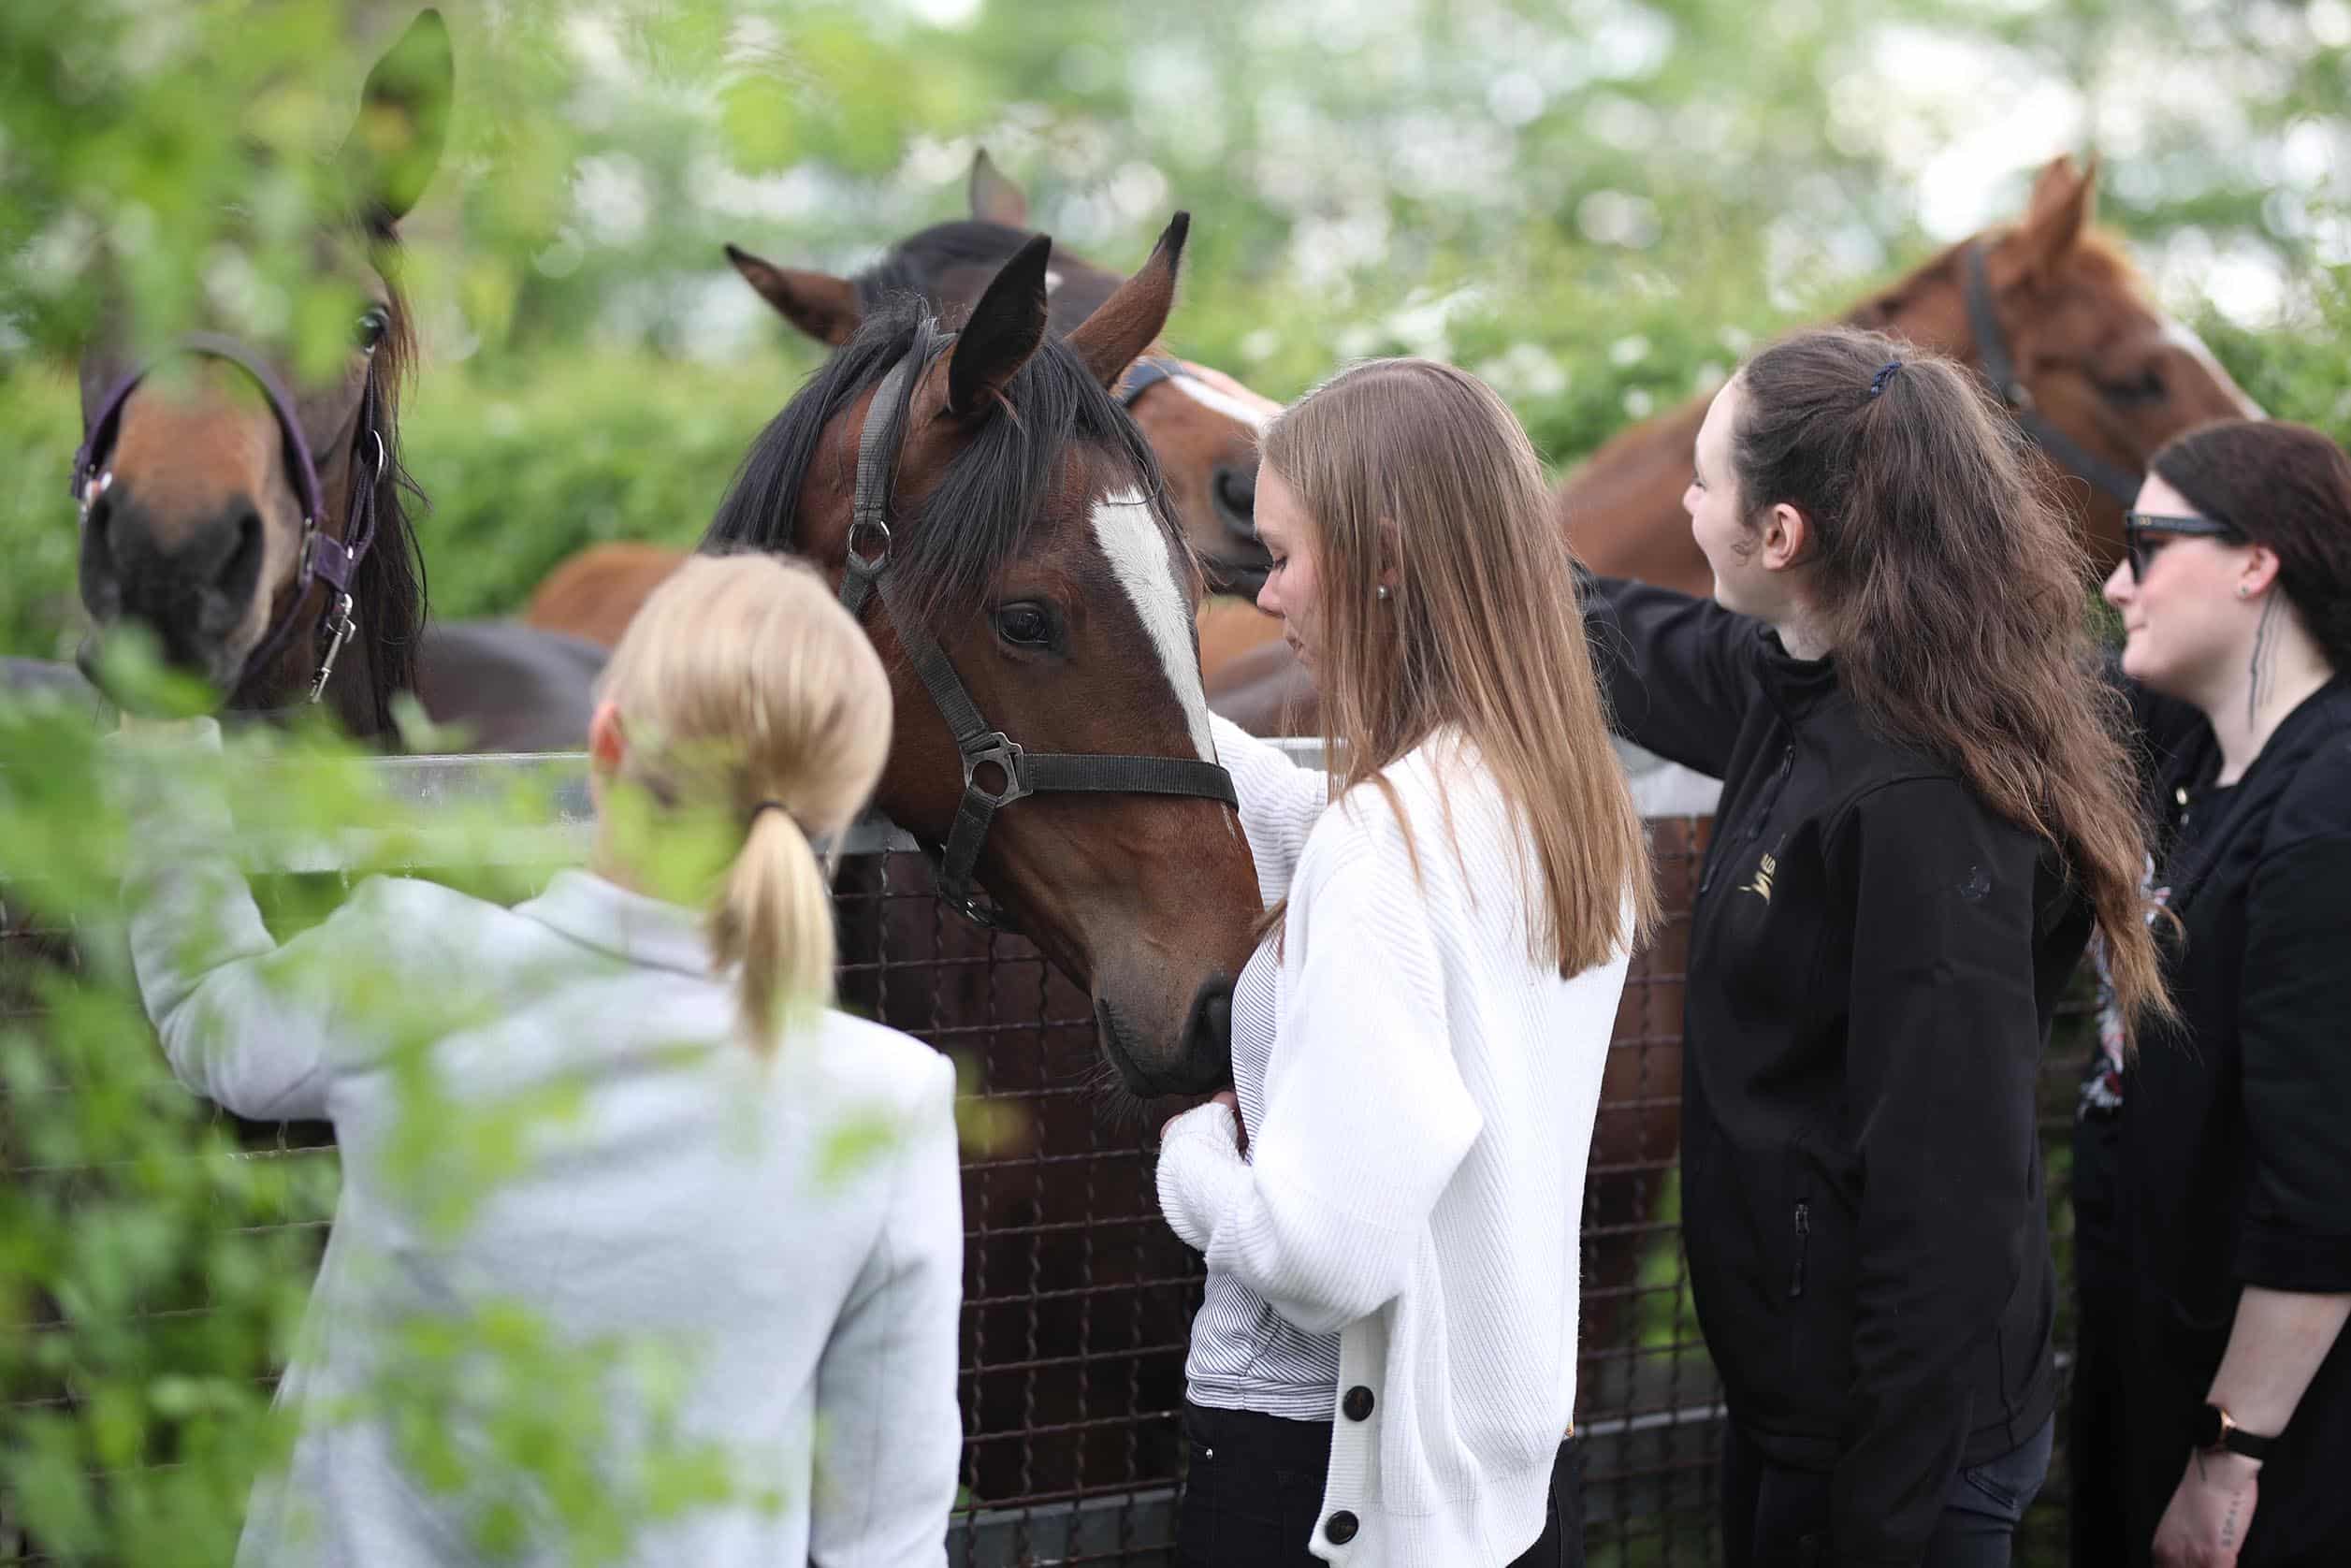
top-left (0, 745), bottom-right (2096, 1566)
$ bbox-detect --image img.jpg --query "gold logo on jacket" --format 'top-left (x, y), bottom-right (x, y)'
top-left (1741, 852), bottom-right (1777, 904)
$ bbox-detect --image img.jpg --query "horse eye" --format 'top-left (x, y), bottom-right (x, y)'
top-left (356, 309), bottom-right (391, 352)
top-left (2097, 368), bottom-right (2166, 406)
top-left (994, 603), bottom-right (1053, 648)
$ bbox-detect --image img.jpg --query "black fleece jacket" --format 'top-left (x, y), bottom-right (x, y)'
top-left (1584, 574), bottom-right (2082, 1566)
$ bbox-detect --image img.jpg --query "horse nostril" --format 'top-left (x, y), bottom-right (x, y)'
top-left (1212, 464), bottom-right (1257, 535)
top-left (206, 507), bottom-right (265, 603)
top-left (1183, 973), bottom-right (1235, 1087)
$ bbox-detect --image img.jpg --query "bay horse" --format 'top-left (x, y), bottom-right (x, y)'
top-left (69, 9), bottom-right (442, 737)
top-left (700, 225), bottom-right (1270, 1504)
top-left (51, 8), bottom-right (600, 754)
top-left (702, 213), bottom-right (1260, 1095)
top-left (1200, 153), bottom-right (2266, 734)
top-left (521, 148), bottom-right (1277, 650)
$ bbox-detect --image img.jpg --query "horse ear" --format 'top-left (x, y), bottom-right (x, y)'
top-left (1063, 212), bottom-right (1189, 391)
top-left (969, 149), bottom-right (1030, 228)
top-left (339, 7), bottom-right (453, 225)
top-left (941, 233), bottom-right (1052, 419)
top-left (725, 243), bottom-right (863, 346)
top-left (1997, 153), bottom-right (2097, 288)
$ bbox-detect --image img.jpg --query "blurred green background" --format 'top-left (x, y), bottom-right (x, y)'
top-left (5, 0), bottom-right (2349, 661)
top-left (5, 4), bottom-right (2346, 1559)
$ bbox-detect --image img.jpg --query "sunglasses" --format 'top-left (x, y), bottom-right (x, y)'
top-left (2121, 512), bottom-right (2245, 583)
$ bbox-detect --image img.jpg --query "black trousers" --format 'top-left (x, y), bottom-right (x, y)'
top-left (1177, 1401), bottom-right (1583, 1567)
top-left (2068, 1111), bottom-right (2131, 1568)
top-left (1720, 1415), bottom-right (2053, 1568)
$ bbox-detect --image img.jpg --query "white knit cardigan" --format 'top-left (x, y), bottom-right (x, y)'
top-left (1159, 718), bottom-right (1632, 1567)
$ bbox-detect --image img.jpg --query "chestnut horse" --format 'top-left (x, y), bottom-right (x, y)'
top-left (1201, 153), bottom-right (2265, 734)
top-left (521, 149), bottom-right (1277, 650)
top-left (55, 8), bottom-right (601, 754)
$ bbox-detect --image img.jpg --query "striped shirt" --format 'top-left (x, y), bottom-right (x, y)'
top-left (1183, 935), bottom-right (1344, 1418)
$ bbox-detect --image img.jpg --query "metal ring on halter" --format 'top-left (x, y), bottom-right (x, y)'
top-left (77, 469), bottom-right (113, 523)
top-left (369, 429), bottom-right (387, 482)
top-left (845, 517), bottom-right (892, 572)
top-left (961, 733), bottom-right (1032, 809)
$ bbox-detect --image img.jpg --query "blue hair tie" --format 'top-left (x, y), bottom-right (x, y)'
top-left (1867, 360), bottom-right (1903, 399)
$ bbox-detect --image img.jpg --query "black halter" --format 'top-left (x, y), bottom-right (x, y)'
top-left (72, 334), bottom-right (386, 704)
top-left (1118, 355), bottom-right (1187, 408)
top-left (1961, 244), bottom-right (2145, 508)
top-left (836, 342), bottom-right (1240, 930)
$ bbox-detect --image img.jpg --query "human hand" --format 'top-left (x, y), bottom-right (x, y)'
top-left (2153, 1449), bottom-right (2260, 1568)
top-left (1161, 1089), bottom-right (1243, 1149)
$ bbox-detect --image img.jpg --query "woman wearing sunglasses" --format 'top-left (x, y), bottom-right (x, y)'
top-left (2090, 418), bottom-right (2351, 1567)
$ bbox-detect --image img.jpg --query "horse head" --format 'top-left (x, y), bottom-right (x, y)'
top-left (71, 9), bottom-right (444, 738)
top-left (1558, 152), bottom-right (2266, 601)
top-left (724, 149), bottom-right (1273, 598)
top-left (1851, 154), bottom-right (2263, 568)
top-left (707, 216), bottom-right (1262, 1097)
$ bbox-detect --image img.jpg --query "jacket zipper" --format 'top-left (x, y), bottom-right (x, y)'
top-left (1790, 1201), bottom-right (1810, 1299)
top-left (1700, 743), bottom-right (1797, 896)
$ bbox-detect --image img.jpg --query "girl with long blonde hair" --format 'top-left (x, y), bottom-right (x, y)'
top-left (1156, 357), bottom-right (1655, 1567)
top-left (121, 553), bottom-right (963, 1566)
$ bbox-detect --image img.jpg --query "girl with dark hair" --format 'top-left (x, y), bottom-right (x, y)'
top-left (2088, 418), bottom-right (2351, 1566)
top-left (1576, 326), bottom-right (2170, 1565)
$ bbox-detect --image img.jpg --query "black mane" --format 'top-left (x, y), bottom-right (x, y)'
top-left (335, 246), bottom-right (426, 739)
top-left (704, 298), bottom-right (1177, 626)
top-left (855, 221), bottom-right (1120, 334)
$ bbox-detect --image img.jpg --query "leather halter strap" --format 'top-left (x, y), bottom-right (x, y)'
top-left (836, 346), bottom-right (1240, 929)
top-left (1118, 355), bottom-right (1188, 408)
top-left (1961, 245), bottom-right (2146, 508)
top-left (72, 333), bottom-right (384, 703)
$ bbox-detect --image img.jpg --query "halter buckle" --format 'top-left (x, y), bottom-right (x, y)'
top-left (961, 733), bottom-right (1030, 808)
top-left (941, 886), bottom-right (1020, 933)
top-left (309, 591), bottom-right (356, 702)
top-left (76, 468), bottom-right (113, 522)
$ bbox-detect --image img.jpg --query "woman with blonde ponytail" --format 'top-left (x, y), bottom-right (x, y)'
top-left (120, 553), bottom-right (965, 1568)
top-left (592, 550), bottom-right (893, 1047)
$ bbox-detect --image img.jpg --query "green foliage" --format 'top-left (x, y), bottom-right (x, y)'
top-left (0, 686), bottom-right (791, 1561)
top-left (6, 0), bottom-right (2351, 1557)
top-left (399, 348), bottom-right (808, 621)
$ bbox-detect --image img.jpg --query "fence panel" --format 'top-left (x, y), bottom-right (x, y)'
top-left (1, 746), bottom-right (2095, 1566)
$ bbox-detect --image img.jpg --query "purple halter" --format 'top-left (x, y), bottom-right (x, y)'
top-left (71, 332), bottom-right (385, 703)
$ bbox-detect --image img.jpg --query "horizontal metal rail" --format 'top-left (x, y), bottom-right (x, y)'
top-left (216, 738), bottom-right (1720, 871)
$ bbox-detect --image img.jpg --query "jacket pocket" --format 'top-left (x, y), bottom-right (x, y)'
top-left (1789, 1198), bottom-right (1811, 1299)
top-left (1778, 1140), bottom-right (1858, 1407)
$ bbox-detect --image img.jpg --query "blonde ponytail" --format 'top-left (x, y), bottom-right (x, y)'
top-left (707, 806), bottom-right (837, 1051)
top-left (596, 553), bottom-right (893, 1053)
